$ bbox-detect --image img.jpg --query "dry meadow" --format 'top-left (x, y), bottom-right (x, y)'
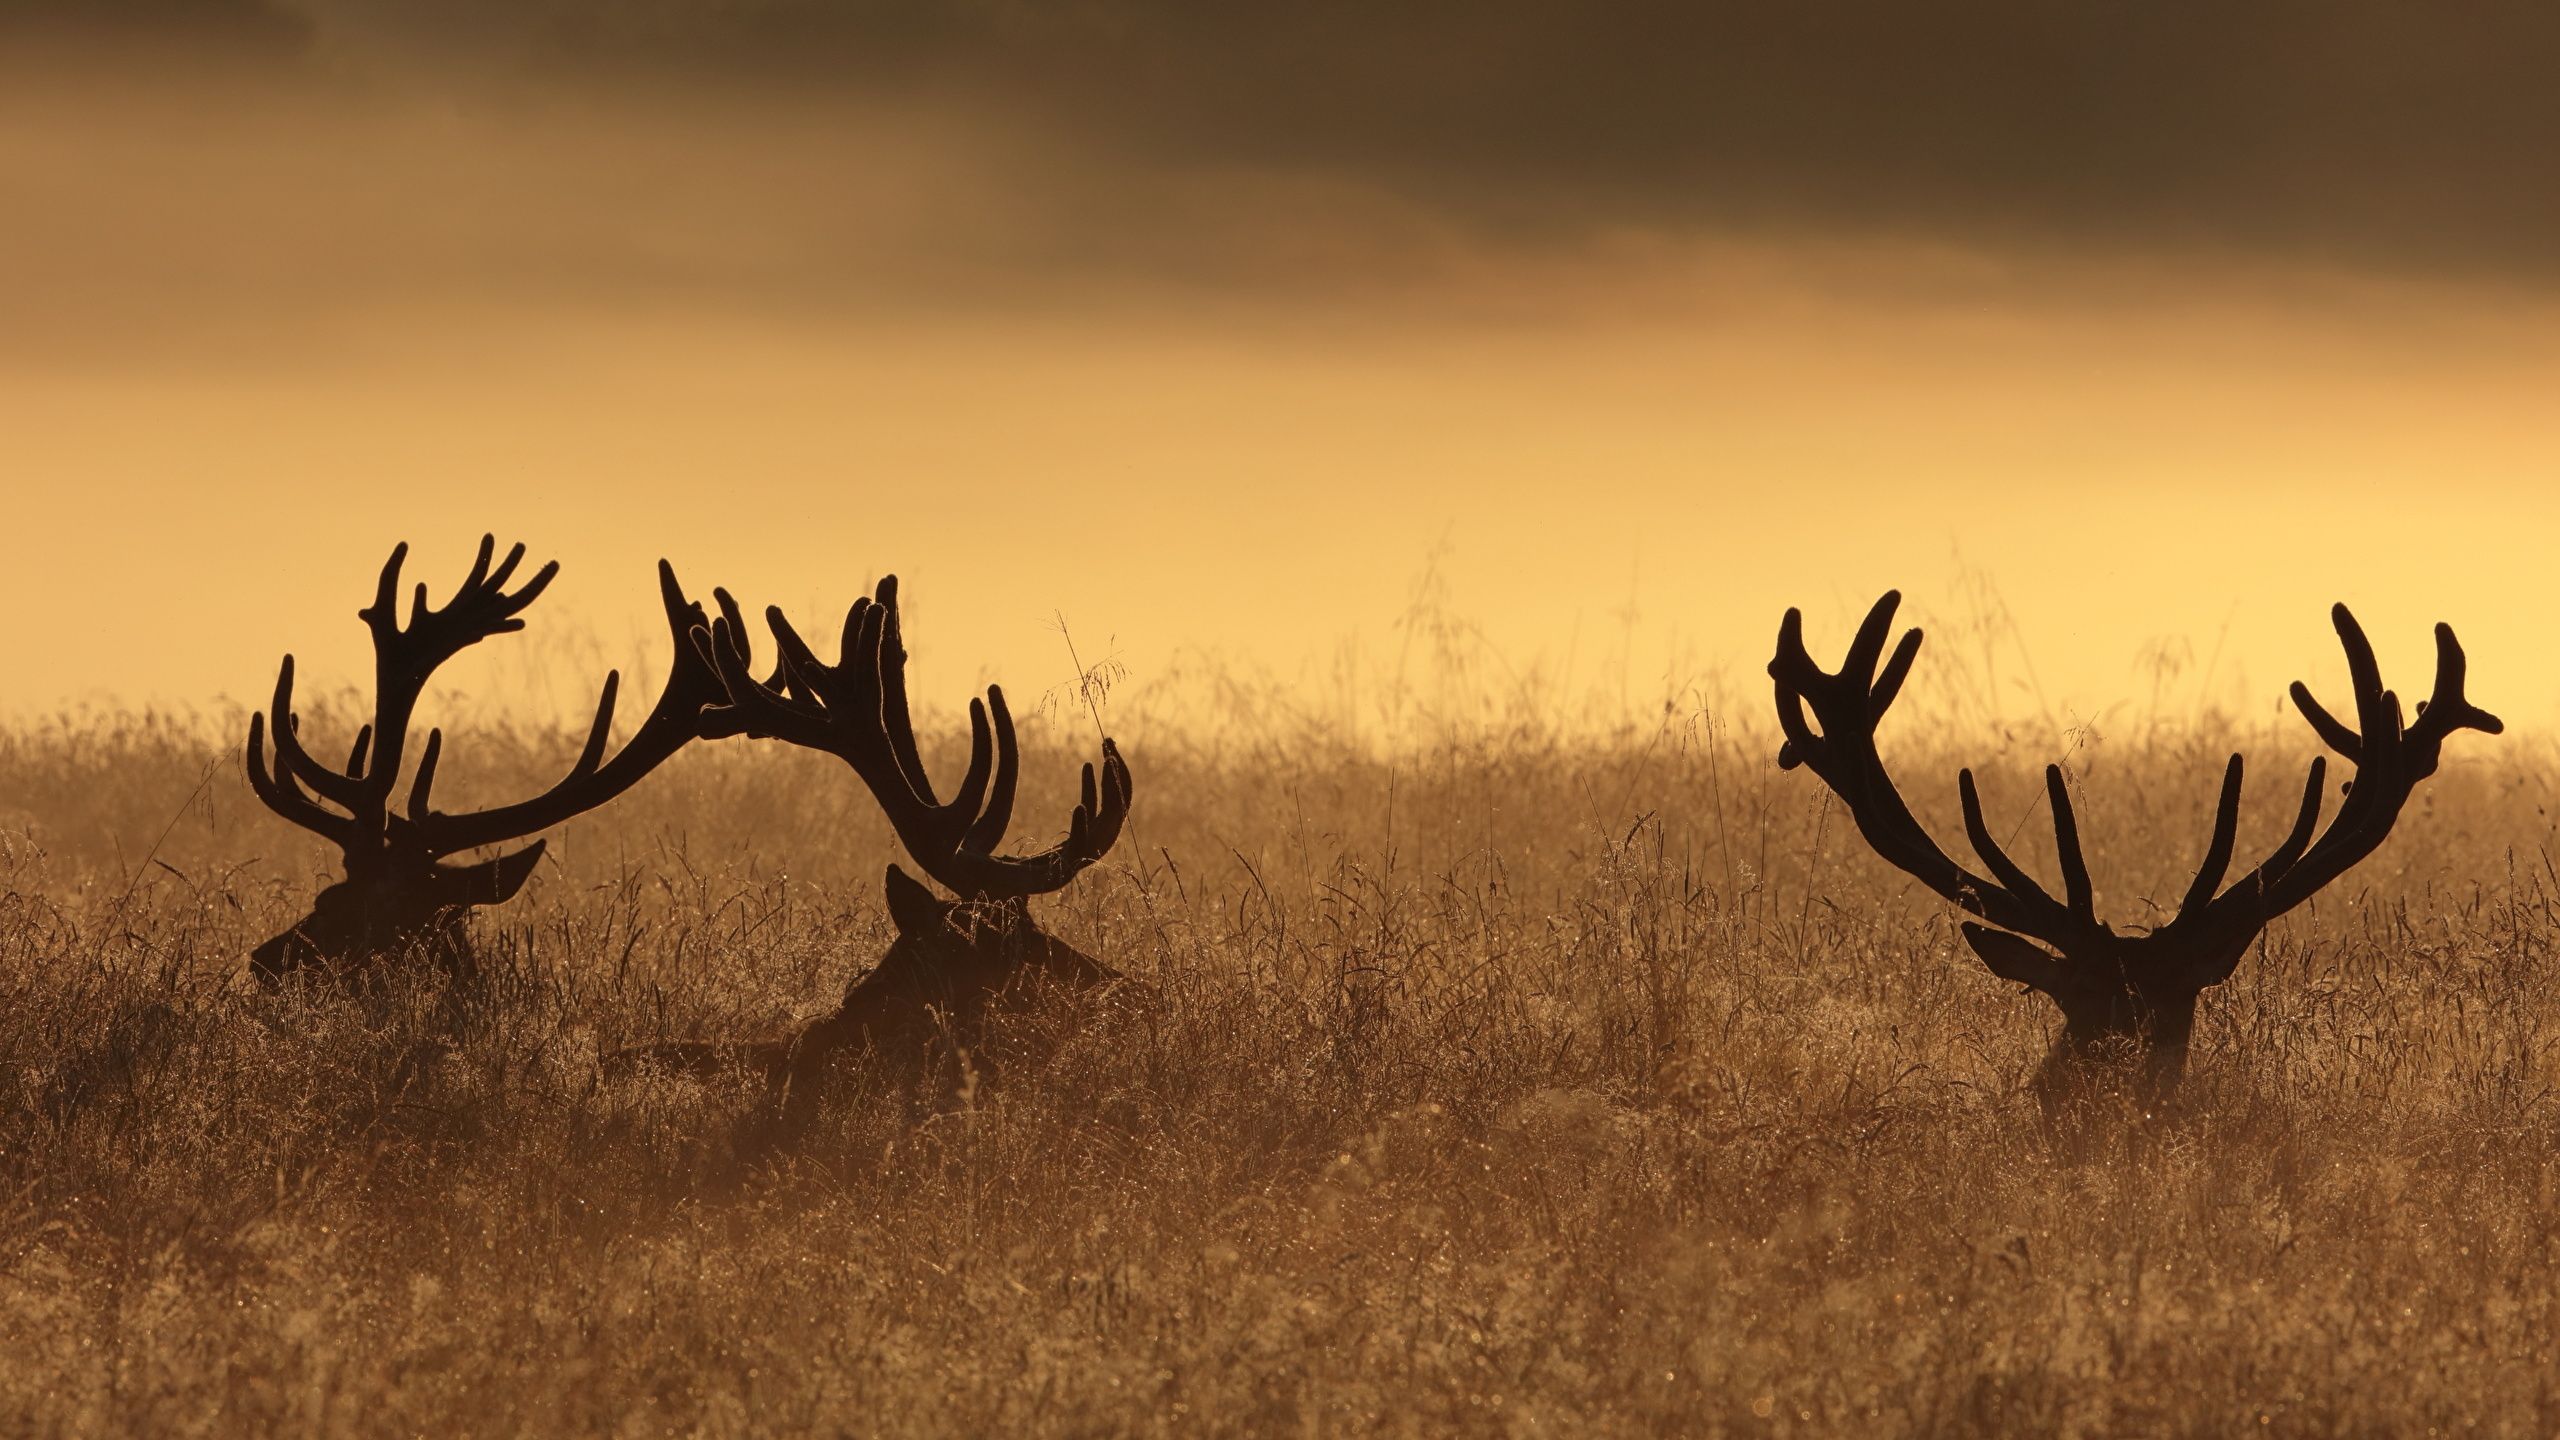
top-left (3, 645), bottom-right (2557, 1437)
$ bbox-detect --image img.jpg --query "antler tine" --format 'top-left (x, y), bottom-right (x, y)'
top-left (941, 696), bottom-right (998, 851)
top-left (1770, 592), bottom-right (2065, 942)
top-left (2158, 749), bottom-right (2332, 976)
top-left (245, 709), bottom-right (359, 848)
top-left (1771, 596), bottom-right (1925, 771)
top-left (2288, 603), bottom-right (2391, 767)
top-left (961, 684), bottom-right (1024, 854)
top-left (2178, 611), bottom-right (2388, 937)
top-left (482, 535), bottom-right (526, 594)
top-left (834, 579), bottom-right (1001, 868)
top-left (1955, 768), bottom-right (2076, 935)
top-left (1080, 737), bottom-right (1135, 858)
top-left (1872, 626), bottom-right (1925, 718)
top-left (722, 575), bottom-right (1134, 903)
top-left (343, 537), bottom-right (563, 834)
top-left (2408, 622), bottom-right (2505, 754)
top-left (2288, 679), bottom-right (2362, 761)
top-left (706, 597), bottom-right (834, 753)
top-left (1770, 609), bottom-right (1823, 772)
top-left (408, 727), bottom-right (446, 826)
top-left (363, 535), bottom-right (560, 658)
top-left (870, 577), bottom-right (940, 807)
top-left (2261, 756), bottom-right (2327, 879)
top-left (739, 604), bottom-right (851, 749)
top-left (2173, 754), bottom-right (2247, 918)
top-left (429, 533), bottom-right (493, 628)
top-left (363, 541), bottom-right (411, 639)
top-left (408, 559), bottom-right (730, 859)
top-left (724, 586), bottom-right (801, 696)
top-left (260, 655), bottom-right (370, 812)
top-left (572, 672), bottom-right (624, 778)
top-left (2043, 765), bottom-right (2096, 924)
top-left (927, 677), bottom-right (1133, 901)
top-left (949, 728), bottom-right (1133, 900)
top-left (686, 588), bottom-right (761, 742)
top-left (2239, 606), bottom-right (2496, 923)
top-left (831, 594), bottom-right (876, 687)
top-left (856, 576), bottom-right (1000, 839)
top-left (1840, 589), bottom-right (1902, 686)
top-left (941, 734), bottom-right (1135, 898)
top-left (406, 672), bottom-right (619, 842)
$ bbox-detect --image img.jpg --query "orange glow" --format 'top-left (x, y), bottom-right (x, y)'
top-left (4, 66), bottom-right (2555, 737)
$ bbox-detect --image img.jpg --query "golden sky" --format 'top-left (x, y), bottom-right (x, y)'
top-left (3, 20), bottom-right (2556, 738)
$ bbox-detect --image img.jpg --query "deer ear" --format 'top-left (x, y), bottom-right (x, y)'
top-left (1960, 923), bottom-right (2071, 996)
top-left (429, 840), bottom-right (547, 908)
top-left (883, 864), bottom-right (948, 936)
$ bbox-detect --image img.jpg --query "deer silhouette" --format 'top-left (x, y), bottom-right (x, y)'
top-left (246, 536), bottom-right (731, 987)
top-left (1770, 591), bottom-right (2500, 1108)
top-left (611, 575), bottom-right (1136, 1120)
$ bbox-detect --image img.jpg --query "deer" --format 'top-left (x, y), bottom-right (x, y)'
top-left (1769, 590), bottom-right (2500, 1108)
top-left (245, 536), bottom-right (732, 988)
top-left (609, 574), bottom-right (1137, 1122)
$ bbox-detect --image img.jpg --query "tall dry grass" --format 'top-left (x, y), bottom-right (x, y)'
top-left (2, 623), bottom-right (2557, 1437)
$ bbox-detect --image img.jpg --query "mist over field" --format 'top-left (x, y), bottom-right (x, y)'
top-left (4, 653), bottom-right (2556, 1435)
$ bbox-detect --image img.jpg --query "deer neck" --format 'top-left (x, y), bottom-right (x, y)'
top-left (2040, 980), bottom-right (2200, 1106)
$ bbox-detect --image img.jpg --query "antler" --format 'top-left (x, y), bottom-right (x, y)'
top-left (1772, 592), bottom-right (2502, 973)
top-left (246, 538), bottom-right (728, 865)
top-left (404, 559), bottom-right (734, 856)
top-left (244, 661), bottom-right (363, 851)
top-left (1770, 590), bottom-right (2094, 948)
top-left (2208, 606), bottom-right (2502, 926)
top-left (703, 575), bottom-right (1132, 902)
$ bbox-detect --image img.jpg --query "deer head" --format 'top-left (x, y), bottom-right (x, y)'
top-left (1770, 591), bottom-right (2500, 1104)
top-left (790, 863), bottom-right (1125, 1067)
top-left (614, 575), bottom-right (1134, 1105)
top-left (246, 536), bottom-right (731, 986)
top-left (709, 574), bottom-right (1132, 1037)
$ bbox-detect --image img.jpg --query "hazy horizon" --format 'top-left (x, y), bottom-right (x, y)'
top-left (4, 11), bottom-right (2555, 734)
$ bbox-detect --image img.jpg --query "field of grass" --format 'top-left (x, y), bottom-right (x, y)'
top-left (3, 663), bottom-right (2556, 1436)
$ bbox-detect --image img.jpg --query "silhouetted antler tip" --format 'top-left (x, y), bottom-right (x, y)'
top-left (1841, 593), bottom-right (1904, 679)
top-left (358, 542), bottom-right (410, 623)
top-left (1875, 625), bottom-right (1923, 697)
top-left (1767, 608), bottom-right (1817, 685)
top-left (2424, 622), bottom-right (2505, 736)
top-left (2247, 603), bottom-right (2502, 925)
top-left (2328, 601), bottom-right (2379, 652)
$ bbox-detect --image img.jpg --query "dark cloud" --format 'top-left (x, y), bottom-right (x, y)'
top-left (0, 0), bottom-right (309, 54)
top-left (28, 1), bottom-right (2560, 278)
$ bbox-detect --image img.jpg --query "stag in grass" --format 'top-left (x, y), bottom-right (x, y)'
top-left (614, 575), bottom-right (1136, 1117)
top-left (1770, 591), bottom-right (2500, 1107)
top-left (246, 536), bottom-right (730, 987)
